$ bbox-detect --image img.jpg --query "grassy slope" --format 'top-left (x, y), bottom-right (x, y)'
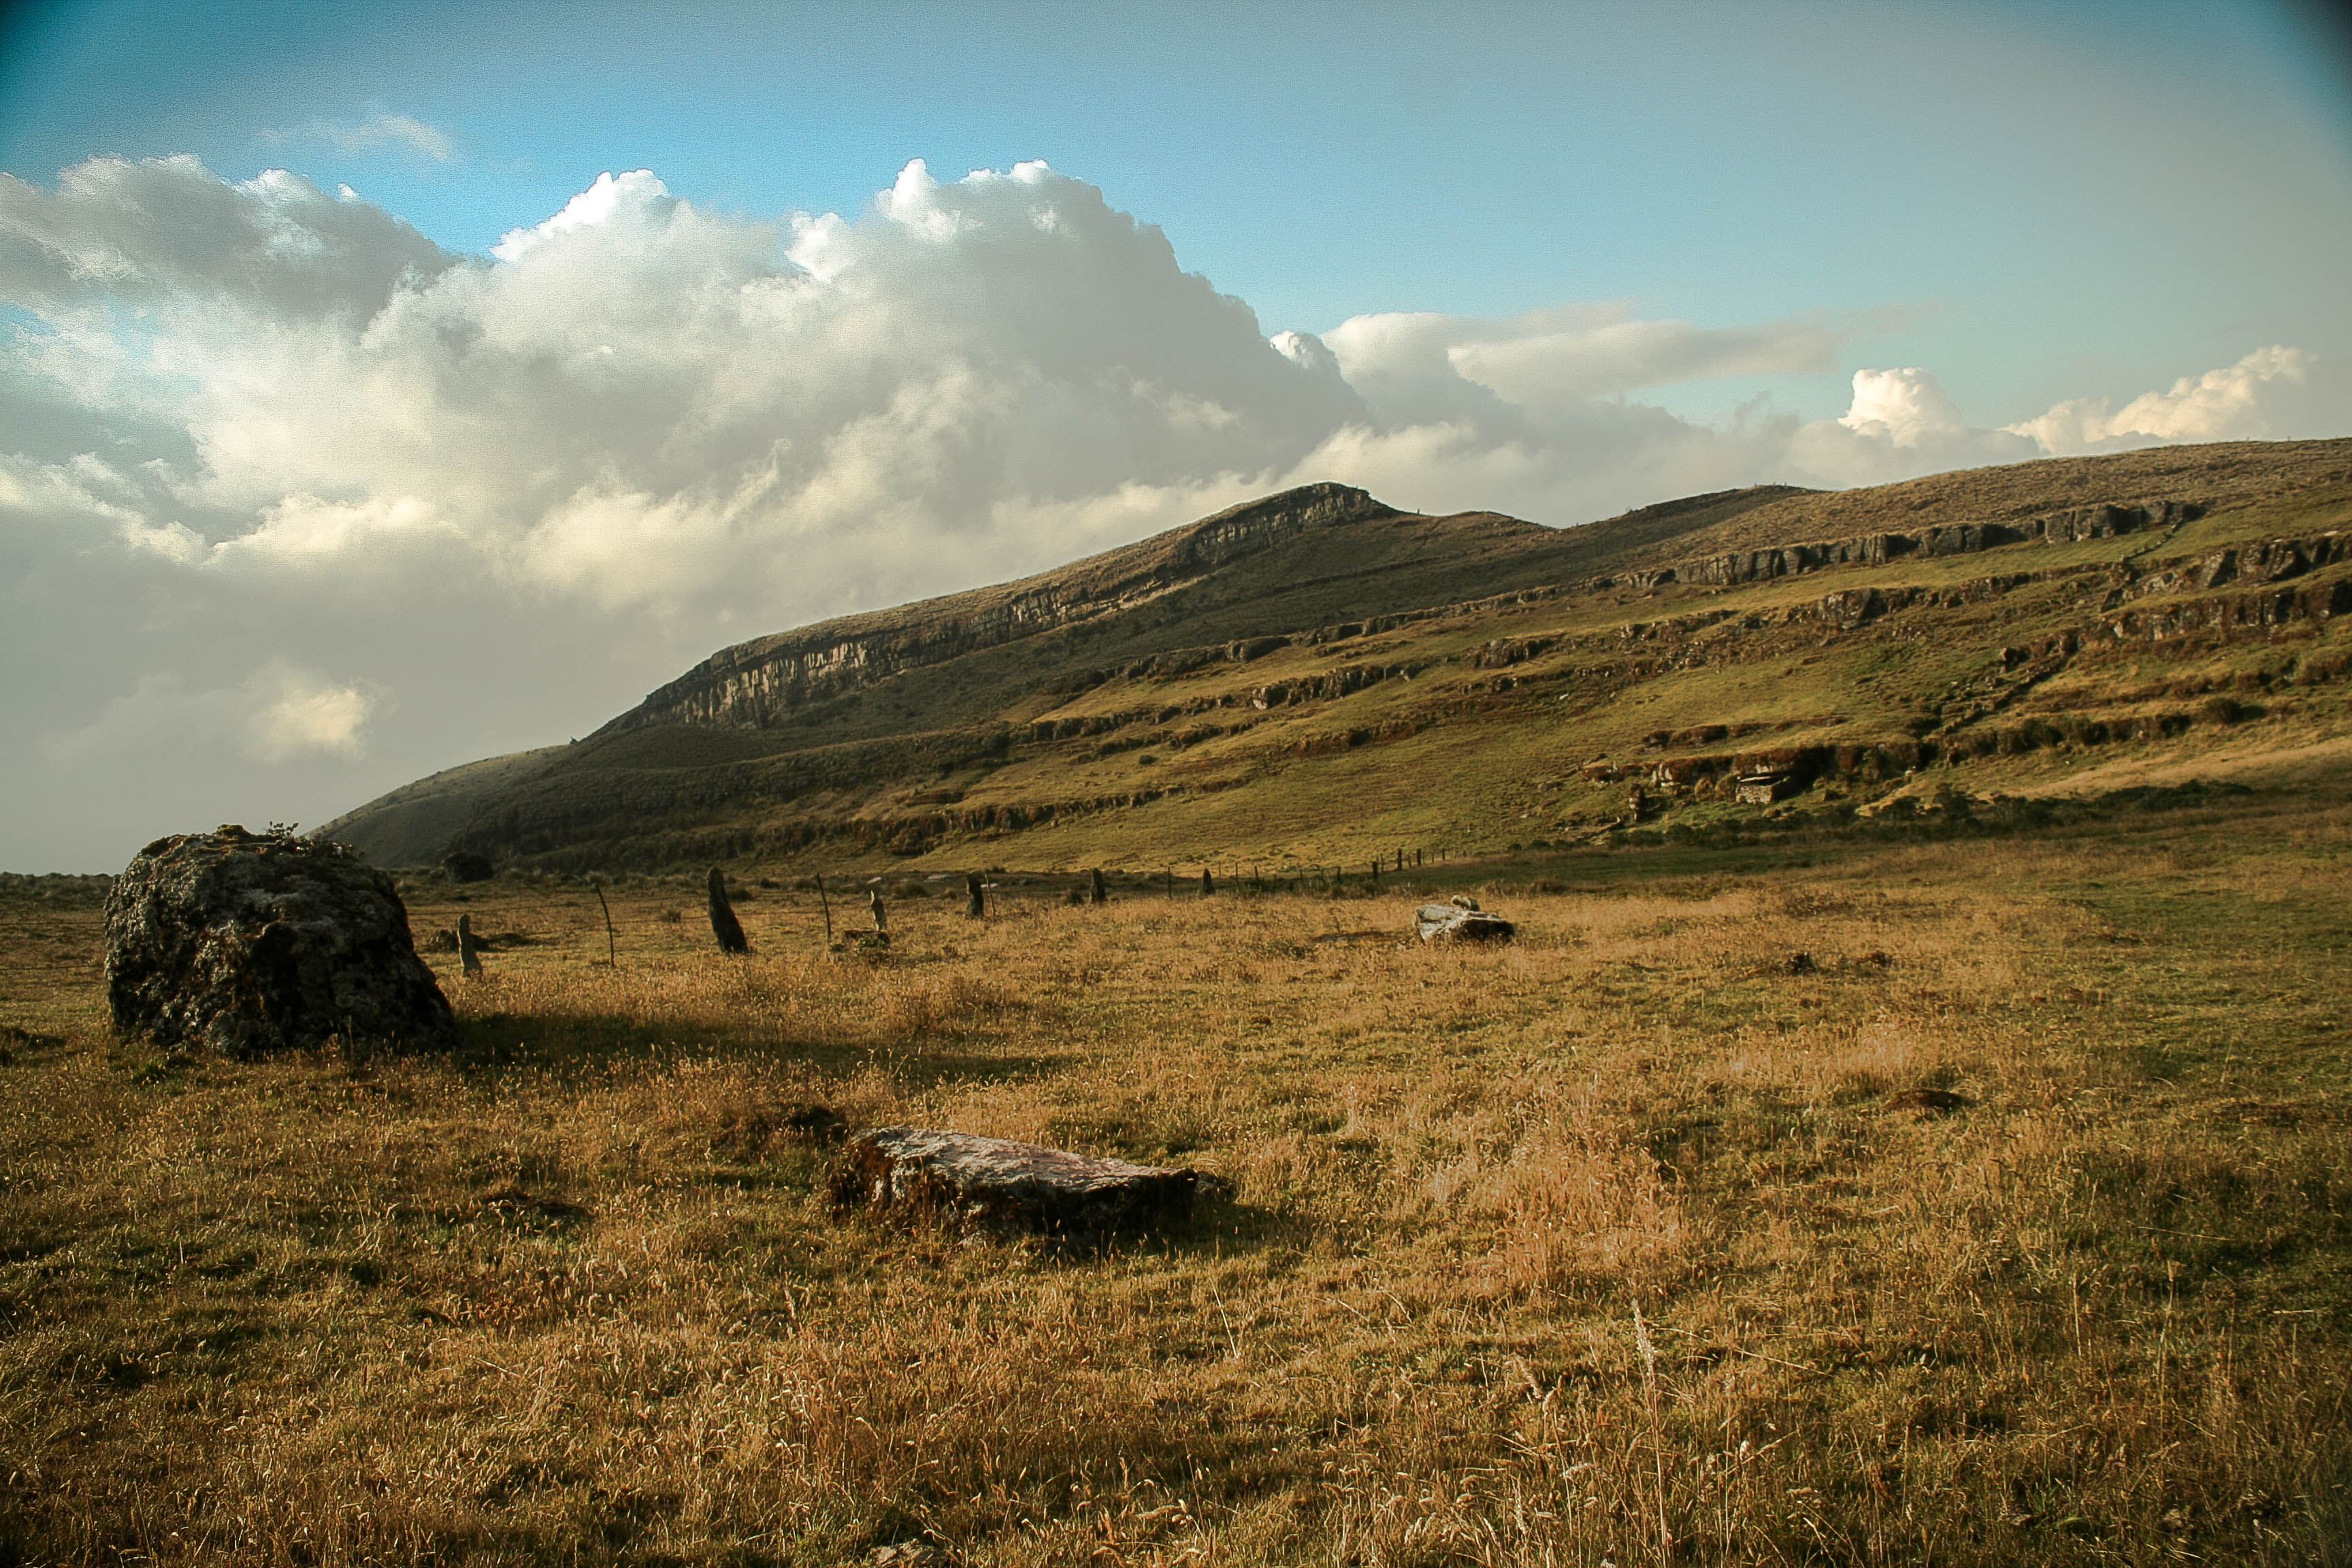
top-left (321, 490), bottom-right (1809, 866)
top-left (1634, 438), bottom-right (2352, 560)
top-left (4, 791), bottom-right (2349, 1564)
top-left (322, 442), bottom-right (2352, 877)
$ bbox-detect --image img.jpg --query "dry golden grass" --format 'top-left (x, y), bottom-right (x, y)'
top-left (3, 800), bottom-right (2350, 1565)
top-left (1646, 438), bottom-right (2352, 560)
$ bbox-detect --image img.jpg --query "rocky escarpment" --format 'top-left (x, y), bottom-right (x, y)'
top-left (1629, 501), bottom-right (2205, 590)
top-left (605, 483), bottom-right (1395, 734)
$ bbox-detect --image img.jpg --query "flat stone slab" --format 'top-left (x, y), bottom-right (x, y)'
top-left (832, 1126), bottom-right (1196, 1240)
top-left (1414, 902), bottom-right (1517, 943)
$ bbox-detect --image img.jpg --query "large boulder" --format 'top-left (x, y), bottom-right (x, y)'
top-left (105, 826), bottom-right (456, 1056)
top-left (832, 1126), bottom-right (1196, 1241)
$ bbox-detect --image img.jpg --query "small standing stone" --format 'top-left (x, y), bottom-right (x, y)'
top-left (1200, 867), bottom-right (1215, 896)
top-left (708, 868), bottom-right (749, 954)
top-left (1089, 868), bottom-right (1108, 905)
top-left (965, 871), bottom-right (985, 919)
top-left (868, 889), bottom-right (887, 932)
top-left (457, 913), bottom-right (484, 977)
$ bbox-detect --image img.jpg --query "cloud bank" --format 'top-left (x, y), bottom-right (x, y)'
top-left (1, 153), bottom-right (2343, 867)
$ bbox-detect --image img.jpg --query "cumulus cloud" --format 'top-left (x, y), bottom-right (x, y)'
top-left (1768, 366), bottom-right (2042, 487)
top-left (0, 156), bottom-right (451, 318)
top-left (2007, 346), bottom-right (2325, 453)
top-left (0, 150), bottom-right (2345, 868)
top-left (1838, 366), bottom-right (1967, 445)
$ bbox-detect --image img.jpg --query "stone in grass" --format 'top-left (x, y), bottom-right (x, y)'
top-left (105, 824), bottom-right (455, 1056)
top-left (1886, 1087), bottom-right (1971, 1115)
top-left (832, 1126), bottom-right (1197, 1242)
top-left (441, 849), bottom-right (494, 884)
top-left (707, 867), bottom-right (749, 955)
top-left (1413, 896), bottom-right (1516, 943)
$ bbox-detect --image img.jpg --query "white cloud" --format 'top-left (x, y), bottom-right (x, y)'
top-left (48, 664), bottom-right (374, 765)
top-left (1777, 365), bottom-right (2042, 487)
top-left (493, 168), bottom-right (666, 260)
top-left (1837, 366), bottom-right (1966, 446)
top-left (0, 150), bottom-right (2345, 868)
top-left (2008, 345), bottom-right (2320, 453)
top-left (269, 110), bottom-right (457, 163)
top-left (1449, 305), bottom-right (1846, 407)
top-left (248, 670), bottom-right (374, 762)
top-left (0, 157), bottom-right (451, 318)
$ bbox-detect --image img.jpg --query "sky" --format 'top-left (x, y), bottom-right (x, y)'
top-left (3, 0), bottom-right (2349, 870)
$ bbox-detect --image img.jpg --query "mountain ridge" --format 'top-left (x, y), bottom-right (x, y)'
top-left (324, 440), bottom-right (2352, 870)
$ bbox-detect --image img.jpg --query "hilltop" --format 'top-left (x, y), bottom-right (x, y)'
top-left (324, 438), bottom-right (2352, 870)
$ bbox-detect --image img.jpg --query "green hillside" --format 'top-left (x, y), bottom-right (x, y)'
top-left (323, 440), bottom-right (2352, 871)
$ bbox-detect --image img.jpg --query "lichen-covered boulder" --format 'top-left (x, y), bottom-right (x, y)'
top-left (105, 825), bottom-right (455, 1056)
top-left (832, 1126), bottom-right (1196, 1241)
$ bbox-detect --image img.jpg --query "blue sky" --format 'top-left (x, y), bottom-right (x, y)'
top-left (3, 0), bottom-right (2350, 868)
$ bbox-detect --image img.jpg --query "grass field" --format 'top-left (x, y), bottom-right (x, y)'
top-left (3, 791), bottom-right (2350, 1565)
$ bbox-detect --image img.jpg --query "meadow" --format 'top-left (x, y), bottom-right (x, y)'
top-left (2, 788), bottom-right (2349, 1565)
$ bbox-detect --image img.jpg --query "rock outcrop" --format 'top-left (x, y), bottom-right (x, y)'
top-left (831, 1126), bottom-right (1198, 1241)
top-left (105, 826), bottom-right (455, 1056)
top-left (1663, 501), bottom-right (2204, 589)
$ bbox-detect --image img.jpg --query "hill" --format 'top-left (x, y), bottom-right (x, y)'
top-left (323, 440), bottom-right (2352, 871)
